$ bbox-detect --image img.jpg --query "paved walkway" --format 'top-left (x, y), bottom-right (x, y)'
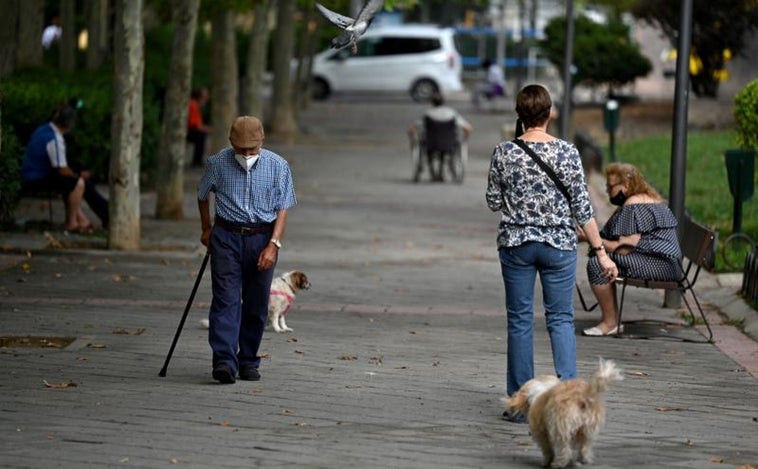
top-left (1, 95), bottom-right (757, 468)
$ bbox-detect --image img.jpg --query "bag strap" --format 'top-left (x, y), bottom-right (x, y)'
top-left (512, 139), bottom-right (572, 203)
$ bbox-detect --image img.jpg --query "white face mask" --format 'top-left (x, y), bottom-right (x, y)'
top-left (235, 154), bottom-right (260, 171)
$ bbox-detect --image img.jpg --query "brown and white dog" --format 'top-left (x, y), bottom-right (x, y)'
top-left (267, 270), bottom-right (310, 333)
top-left (504, 359), bottom-right (622, 469)
top-left (199, 270), bottom-right (310, 333)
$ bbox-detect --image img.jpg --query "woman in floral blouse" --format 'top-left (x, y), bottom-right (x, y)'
top-left (486, 84), bottom-right (617, 422)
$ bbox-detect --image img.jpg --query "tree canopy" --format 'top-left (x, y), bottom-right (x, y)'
top-left (540, 14), bottom-right (652, 94)
top-left (630, 0), bottom-right (758, 98)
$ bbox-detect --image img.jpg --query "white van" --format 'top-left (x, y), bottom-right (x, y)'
top-left (310, 24), bottom-right (464, 102)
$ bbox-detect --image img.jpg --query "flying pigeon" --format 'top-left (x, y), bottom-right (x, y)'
top-left (316, 0), bottom-right (384, 54)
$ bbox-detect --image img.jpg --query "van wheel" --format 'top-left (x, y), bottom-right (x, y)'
top-left (311, 78), bottom-right (331, 100)
top-left (410, 79), bottom-right (439, 102)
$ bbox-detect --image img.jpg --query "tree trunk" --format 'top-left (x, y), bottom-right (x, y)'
top-left (268, 0), bottom-right (297, 140)
top-left (155, 0), bottom-right (200, 220)
top-left (242, 0), bottom-right (274, 119)
top-left (86, 0), bottom-right (109, 70)
top-left (0, 0), bottom-right (18, 77)
top-left (209, 9), bottom-right (238, 154)
top-left (16, 0), bottom-right (44, 69)
top-left (109, 0), bottom-right (144, 250)
top-left (59, 0), bottom-right (76, 71)
top-left (293, 4), bottom-right (318, 114)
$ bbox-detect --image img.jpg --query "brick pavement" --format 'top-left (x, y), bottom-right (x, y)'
top-left (1, 95), bottom-right (757, 468)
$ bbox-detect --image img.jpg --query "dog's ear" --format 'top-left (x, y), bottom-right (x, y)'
top-left (293, 271), bottom-right (310, 289)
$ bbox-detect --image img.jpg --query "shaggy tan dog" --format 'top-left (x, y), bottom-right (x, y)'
top-left (505, 359), bottom-right (622, 468)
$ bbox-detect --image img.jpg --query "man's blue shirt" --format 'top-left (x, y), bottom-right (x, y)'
top-left (21, 122), bottom-right (64, 181)
top-left (197, 147), bottom-right (297, 224)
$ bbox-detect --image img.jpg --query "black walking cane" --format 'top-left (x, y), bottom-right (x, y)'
top-left (159, 251), bottom-right (210, 377)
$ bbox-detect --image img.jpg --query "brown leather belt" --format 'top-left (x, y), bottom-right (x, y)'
top-left (214, 218), bottom-right (273, 235)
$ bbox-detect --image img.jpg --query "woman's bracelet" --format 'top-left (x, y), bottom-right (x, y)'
top-left (592, 244), bottom-right (605, 252)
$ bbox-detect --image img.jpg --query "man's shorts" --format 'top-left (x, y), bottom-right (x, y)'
top-left (22, 174), bottom-right (79, 197)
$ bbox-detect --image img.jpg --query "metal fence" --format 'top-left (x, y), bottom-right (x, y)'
top-left (742, 248), bottom-right (758, 303)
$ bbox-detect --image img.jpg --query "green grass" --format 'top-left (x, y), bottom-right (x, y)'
top-left (613, 130), bottom-right (758, 272)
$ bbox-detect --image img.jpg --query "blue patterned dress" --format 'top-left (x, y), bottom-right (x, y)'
top-left (587, 203), bottom-right (682, 285)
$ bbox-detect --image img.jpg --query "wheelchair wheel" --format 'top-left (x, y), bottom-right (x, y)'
top-left (448, 150), bottom-right (464, 184)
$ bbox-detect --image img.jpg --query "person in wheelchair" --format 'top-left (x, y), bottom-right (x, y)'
top-left (408, 92), bottom-right (472, 182)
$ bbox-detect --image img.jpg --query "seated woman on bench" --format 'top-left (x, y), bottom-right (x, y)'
top-left (577, 162), bottom-right (682, 336)
top-left (20, 103), bottom-right (109, 233)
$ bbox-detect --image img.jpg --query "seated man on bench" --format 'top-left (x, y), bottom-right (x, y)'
top-left (20, 103), bottom-right (109, 233)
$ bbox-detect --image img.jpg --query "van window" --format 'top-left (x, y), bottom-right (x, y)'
top-left (353, 36), bottom-right (441, 57)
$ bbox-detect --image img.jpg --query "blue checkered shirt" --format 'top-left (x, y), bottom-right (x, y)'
top-left (197, 147), bottom-right (297, 224)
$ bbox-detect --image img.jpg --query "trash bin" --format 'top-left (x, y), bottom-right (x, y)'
top-left (724, 148), bottom-right (755, 233)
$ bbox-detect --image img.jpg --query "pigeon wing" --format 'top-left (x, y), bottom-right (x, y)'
top-left (355, 0), bottom-right (384, 24)
top-left (316, 3), bottom-right (355, 30)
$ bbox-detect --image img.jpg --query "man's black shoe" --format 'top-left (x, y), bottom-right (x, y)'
top-left (212, 364), bottom-right (236, 384)
top-left (239, 366), bottom-right (260, 381)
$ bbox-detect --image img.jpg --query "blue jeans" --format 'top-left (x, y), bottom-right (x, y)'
top-left (208, 226), bottom-right (276, 375)
top-left (499, 242), bottom-right (577, 396)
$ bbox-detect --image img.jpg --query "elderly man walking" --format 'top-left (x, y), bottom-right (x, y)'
top-left (197, 116), bottom-right (297, 384)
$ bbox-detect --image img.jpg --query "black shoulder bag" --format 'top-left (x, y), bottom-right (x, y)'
top-left (512, 138), bottom-right (571, 204)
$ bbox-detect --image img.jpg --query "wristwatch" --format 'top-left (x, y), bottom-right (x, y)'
top-left (270, 238), bottom-right (282, 249)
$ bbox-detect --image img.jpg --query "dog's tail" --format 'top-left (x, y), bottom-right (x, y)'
top-left (590, 358), bottom-right (623, 394)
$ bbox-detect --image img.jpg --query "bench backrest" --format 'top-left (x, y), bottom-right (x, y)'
top-left (678, 216), bottom-right (715, 284)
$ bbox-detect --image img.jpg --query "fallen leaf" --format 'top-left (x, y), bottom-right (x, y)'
top-left (220, 420), bottom-right (230, 427)
top-left (339, 354), bottom-right (358, 360)
top-left (627, 370), bottom-right (650, 377)
top-left (369, 356), bottom-right (383, 365)
top-left (294, 349), bottom-right (304, 354)
top-left (281, 409), bottom-right (295, 415)
top-left (708, 456), bottom-right (724, 463)
top-left (111, 273), bottom-right (135, 282)
top-left (686, 439), bottom-right (694, 446)
top-left (43, 232), bottom-right (63, 249)
top-left (735, 465), bottom-right (756, 469)
top-left (43, 380), bottom-right (77, 388)
top-left (169, 458), bottom-right (179, 464)
top-left (258, 352), bottom-right (271, 359)
top-left (293, 422), bottom-right (307, 426)
top-left (54, 273), bottom-right (63, 279)
top-left (112, 327), bottom-right (146, 335)
top-left (86, 343), bottom-right (107, 349)
top-left (119, 457), bottom-right (129, 463)
top-left (655, 406), bottom-right (684, 412)
top-left (21, 262), bottom-right (31, 273)
top-left (287, 337), bottom-right (298, 343)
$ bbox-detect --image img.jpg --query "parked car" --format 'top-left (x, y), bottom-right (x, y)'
top-left (310, 24), bottom-right (464, 102)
